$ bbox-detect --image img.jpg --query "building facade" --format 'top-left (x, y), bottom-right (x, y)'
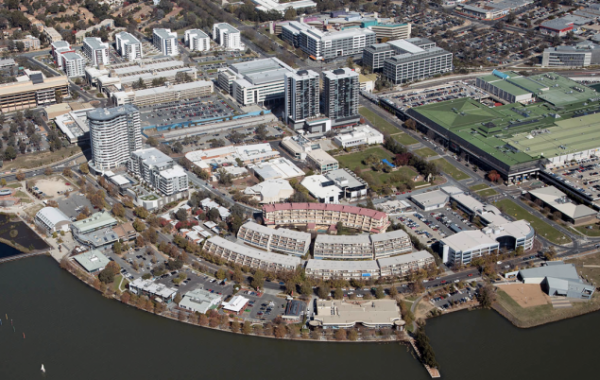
top-left (111, 81), bottom-right (213, 107)
top-left (383, 39), bottom-right (453, 84)
top-left (35, 207), bottom-right (71, 234)
top-left (377, 250), bottom-right (435, 277)
top-left (314, 234), bottom-right (373, 260)
top-left (83, 37), bottom-right (109, 67)
top-left (362, 43), bottom-right (395, 71)
top-left (61, 53), bottom-right (86, 78)
top-left (369, 23), bottom-right (411, 42)
top-left (115, 32), bottom-right (143, 62)
top-left (129, 148), bottom-right (189, 196)
top-left (153, 28), bottom-right (179, 56)
top-left (322, 68), bottom-right (360, 127)
top-left (284, 69), bottom-right (320, 129)
top-left (185, 29), bottom-right (210, 52)
top-left (306, 149), bottom-right (339, 174)
top-left (333, 125), bottom-right (384, 148)
top-left (0, 73), bottom-right (69, 112)
top-left (88, 105), bottom-right (142, 171)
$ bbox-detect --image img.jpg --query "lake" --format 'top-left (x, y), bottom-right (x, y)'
top-left (0, 252), bottom-right (598, 380)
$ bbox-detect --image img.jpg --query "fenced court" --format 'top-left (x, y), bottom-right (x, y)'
top-left (497, 284), bottom-right (549, 308)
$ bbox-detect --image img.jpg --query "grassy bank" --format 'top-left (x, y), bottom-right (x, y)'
top-left (358, 107), bottom-right (400, 135)
top-left (391, 133), bottom-right (418, 146)
top-left (431, 158), bottom-right (470, 181)
top-left (494, 199), bottom-right (571, 244)
top-left (494, 289), bottom-right (600, 328)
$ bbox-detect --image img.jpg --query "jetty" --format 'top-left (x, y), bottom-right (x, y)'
top-left (409, 337), bottom-right (441, 378)
top-left (0, 251), bottom-right (47, 265)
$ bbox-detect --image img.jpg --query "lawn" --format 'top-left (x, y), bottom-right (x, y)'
top-left (469, 184), bottom-right (489, 191)
top-left (1, 146), bottom-right (83, 171)
top-left (112, 275), bottom-right (129, 292)
top-left (413, 147), bottom-right (438, 159)
top-left (359, 107), bottom-right (400, 135)
top-left (478, 188), bottom-right (499, 197)
top-left (391, 133), bottom-right (418, 146)
top-left (371, 167), bottom-right (419, 186)
top-left (494, 199), bottom-right (571, 244)
top-left (431, 158), bottom-right (470, 181)
top-left (574, 223), bottom-right (600, 237)
top-left (6, 183), bottom-right (21, 189)
top-left (495, 288), bottom-right (600, 328)
top-left (336, 146), bottom-right (392, 170)
top-left (14, 190), bottom-right (32, 203)
top-left (566, 251), bottom-right (600, 285)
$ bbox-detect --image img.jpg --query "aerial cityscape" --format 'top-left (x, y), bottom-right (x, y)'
top-left (1, 0), bottom-right (600, 378)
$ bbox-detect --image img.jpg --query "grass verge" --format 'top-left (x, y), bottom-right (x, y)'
top-left (336, 146), bottom-right (392, 170)
top-left (494, 199), bottom-right (571, 244)
top-left (413, 147), bottom-right (438, 159)
top-left (431, 158), bottom-right (470, 181)
top-left (359, 107), bottom-right (400, 135)
top-left (574, 223), bottom-right (600, 237)
top-left (391, 133), bottom-right (418, 146)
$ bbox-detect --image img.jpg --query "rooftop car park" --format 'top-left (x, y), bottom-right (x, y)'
top-left (382, 82), bottom-right (488, 110)
top-left (547, 159), bottom-right (600, 202)
top-left (138, 95), bottom-right (237, 129)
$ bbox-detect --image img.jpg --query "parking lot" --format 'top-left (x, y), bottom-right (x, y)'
top-left (429, 286), bottom-right (476, 311)
top-left (139, 95), bottom-right (237, 128)
top-left (396, 206), bottom-right (476, 247)
top-left (385, 81), bottom-right (486, 110)
top-left (56, 194), bottom-right (94, 220)
top-left (548, 158), bottom-right (600, 201)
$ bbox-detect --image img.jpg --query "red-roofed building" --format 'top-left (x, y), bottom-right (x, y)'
top-left (262, 203), bottom-right (390, 233)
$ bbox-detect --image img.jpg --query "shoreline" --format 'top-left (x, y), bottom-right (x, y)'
top-left (491, 300), bottom-right (600, 329)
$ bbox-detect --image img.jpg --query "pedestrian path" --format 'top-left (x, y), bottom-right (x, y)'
top-left (550, 297), bottom-right (572, 309)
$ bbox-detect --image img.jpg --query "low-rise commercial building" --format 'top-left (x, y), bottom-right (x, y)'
top-left (54, 106), bottom-right (94, 144)
top-left (179, 288), bottom-right (222, 313)
top-left (203, 236), bottom-right (302, 271)
top-left (73, 250), bottom-right (111, 273)
top-left (185, 143), bottom-right (280, 171)
top-left (35, 207), bottom-right (71, 234)
top-left (378, 250), bottom-right (435, 277)
top-left (301, 175), bottom-right (342, 204)
top-left (244, 179), bottom-right (294, 203)
top-left (263, 203), bottom-right (390, 233)
top-left (542, 42), bottom-right (600, 68)
top-left (324, 168), bottom-right (368, 200)
top-left (129, 278), bottom-right (178, 302)
top-left (540, 19), bottom-right (574, 37)
top-left (410, 190), bottom-right (449, 211)
top-left (517, 262), bottom-right (594, 299)
top-left (222, 295), bottom-right (249, 315)
top-left (333, 125), bottom-right (384, 148)
top-left (71, 212), bottom-right (119, 248)
top-left (306, 149), bottom-right (339, 174)
top-left (312, 299), bottom-right (403, 329)
top-left (0, 71), bottom-right (69, 112)
top-left (252, 0), bottom-right (316, 12)
top-left (475, 70), bottom-right (534, 104)
top-left (237, 221), bottom-right (311, 256)
top-left (528, 186), bottom-right (597, 225)
top-left (282, 299), bottom-right (306, 322)
top-left (247, 157), bottom-right (304, 181)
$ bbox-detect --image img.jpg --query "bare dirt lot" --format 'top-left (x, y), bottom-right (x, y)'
top-left (34, 177), bottom-right (73, 197)
top-left (497, 284), bottom-right (549, 308)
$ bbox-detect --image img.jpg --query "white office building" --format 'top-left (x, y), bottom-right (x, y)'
top-left (153, 28), bottom-right (179, 57)
top-left (115, 32), bottom-right (143, 62)
top-left (88, 105), bottom-right (142, 171)
top-left (323, 68), bottom-right (360, 127)
top-left (35, 207), bottom-right (71, 234)
top-left (82, 37), bottom-right (109, 67)
top-left (212, 23), bottom-right (242, 50)
top-left (218, 58), bottom-right (294, 105)
top-left (301, 175), bottom-right (342, 203)
top-left (382, 38), bottom-right (453, 84)
top-left (281, 22), bottom-right (376, 61)
top-left (129, 148), bottom-right (188, 196)
top-left (284, 69), bottom-right (320, 129)
top-left (185, 29), bottom-right (210, 52)
top-left (333, 125), bottom-right (384, 148)
top-left (61, 52), bottom-right (85, 78)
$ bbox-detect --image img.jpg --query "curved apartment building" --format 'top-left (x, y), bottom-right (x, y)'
top-left (88, 104), bottom-right (142, 171)
top-left (262, 203), bottom-right (390, 233)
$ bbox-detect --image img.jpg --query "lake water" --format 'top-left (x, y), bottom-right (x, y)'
top-left (0, 253), bottom-right (598, 380)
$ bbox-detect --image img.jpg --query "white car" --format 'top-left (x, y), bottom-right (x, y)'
top-left (356, 294), bottom-right (364, 298)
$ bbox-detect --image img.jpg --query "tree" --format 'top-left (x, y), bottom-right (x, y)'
top-left (174, 293), bottom-right (183, 305)
top-left (62, 167), bottom-right (72, 177)
top-left (487, 170), bottom-right (501, 183)
top-left (44, 167), bottom-right (52, 176)
top-left (15, 171), bottom-right (25, 181)
top-left (112, 203), bottom-right (125, 217)
top-left (405, 119), bottom-right (416, 130)
top-left (216, 269), bottom-right (226, 280)
top-left (389, 286), bottom-right (398, 297)
top-left (476, 284), bottom-right (496, 309)
top-left (333, 288), bottom-right (343, 299)
top-left (346, 56), bottom-right (354, 69)
top-left (133, 218), bottom-right (146, 232)
top-left (4, 146), bottom-right (16, 160)
top-left (251, 269), bottom-right (265, 290)
top-left (317, 284), bottom-right (330, 299)
top-left (175, 208), bottom-right (188, 221)
top-left (334, 329), bottom-right (347, 341)
top-left (242, 321), bottom-right (252, 335)
top-left (0, 178), bottom-right (5, 187)
top-left (146, 136), bottom-right (159, 147)
top-left (375, 286), bottom-right (385, 299)
top-left (283, 7), bottom-right (297, 20)
top-left (98, 267), bottom-right (116, 283)
top-left (79, 163), bottom-right (90, 174)
top-left (134, 207), bottom-right (149, 219)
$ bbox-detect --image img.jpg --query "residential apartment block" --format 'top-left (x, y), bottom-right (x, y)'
top-left (237, 221), bottom-right (311, 256)
top-left (284, 69), bottom-right (320, 129)
top-left (322, 68), bottom-right (360, 127)
top-left (61, 53), bottom-right (85, 78)
top-left (115, 32), bottom-right (143, 62)
top-left (88, 105), bottom-right (142, 171)
top-left (203, 236), bottom-right (302, 271)
top-left (83, 37), bottom-right (109, 67)
top-left (153, 28), bottom-right (178, 56)
top-left (305, 250), bottom-right (434, 279)
top-left (262, 203), bottom-right (390, 233)
top-left (14, 35), bottom-right (40, 50)
top-left (185, 29), bottom-right (210, 52)
top-left (212, 23), bottom-right (242, 50)
top-left (129, 148), bottom-right (188, 196)
top-left (51, 41), bottom-right (74, 69)
top-left (218, 58), bottom-right (294, 105)
top-left (314, 229), bottom-right (411, 260)
top-left (281, 21), bottom-right (376, 60)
